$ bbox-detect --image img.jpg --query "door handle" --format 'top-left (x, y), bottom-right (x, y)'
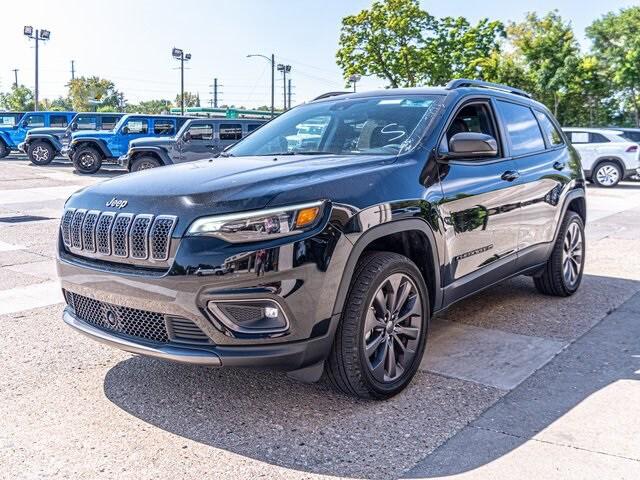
top-left (501, 170), bottom-right (520, 182)
top-left (553, 161), bottom-right (566, 171)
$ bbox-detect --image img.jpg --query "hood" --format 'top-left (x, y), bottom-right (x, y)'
top-left (129, 136), bottom-right (176, 148)
top-left (65, 153), bottom-right (403, 234)
top-left (72, 130), bottom-right (112, 140)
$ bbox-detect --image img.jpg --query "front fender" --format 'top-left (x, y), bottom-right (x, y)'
top-left (0, 131), bottom-right (13, 148)
top-left (24, 133), bottom-right (64, 153)
top-left (128, 146), bottom-right (172, 165)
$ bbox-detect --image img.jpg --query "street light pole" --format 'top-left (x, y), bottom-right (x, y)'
top-left (247, 53), bottom-right (275, 118)
top-left (172, 47), bottom-right (191, 116)
top-left (24, 26), bottom-right (50, 112)
top-left (277, 64), bottom-right (291, 111)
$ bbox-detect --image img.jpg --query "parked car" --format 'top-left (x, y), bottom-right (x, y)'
top-left (606, 127), bottom-right (640, 143)
top-left (0, 111), bottom-right (75, 159)
top-left (19, 112), bottom-right (124, 166)
top-left (0, 111), bottom-right (25, 157)
top-left (64, 114), bottom-right (193, 174)
top-left (119, 118), bottom-right (265, 172)
top-left (563, 127), bottom-right (640, 187)
top-left (58, 79), bottom-right (586, 399)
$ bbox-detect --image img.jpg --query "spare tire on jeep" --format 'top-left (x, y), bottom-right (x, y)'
top-left (73, 146), bottom-right (103, 174)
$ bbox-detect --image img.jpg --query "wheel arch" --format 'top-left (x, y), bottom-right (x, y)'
top-left (73, 139), bottom-right (109, 158)
top-left (332, 219), bottom-right (442, 318)
top-left (129, 148), bottom-right (168, 165)
top-left (591, 156), bottom-right (625, 177)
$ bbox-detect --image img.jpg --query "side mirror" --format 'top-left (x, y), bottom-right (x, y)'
top-left (21, 121), bottom-right (28, 128)
top-left (183, 131), bottom-right (192, 142)
top-left (443, 132), bottom-right (498, 159)
top-left (70, 122), bottom-right (78, 131)
top-left (122, 126), bottom-right (129, 134)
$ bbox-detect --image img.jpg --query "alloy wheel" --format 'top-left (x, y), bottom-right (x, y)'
top-left (32, 145), bottom-right (49, 163)
top-left (79, 153), bottom-right (95, 169)
top-left (562, 221), bottom-right (583, 287)
top-left (363, 273), bottom-right (422, 383)
top-left (596, 165), bottom-right (619, 186)
top-left (137, 161), bottom-right (156, 170)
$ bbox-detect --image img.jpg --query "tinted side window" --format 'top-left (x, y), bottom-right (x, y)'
top-left (496, 101), bottom-right (545, 156)
top-left (25, 115), bottom-right (44, 127)
top-left (123, 119), bottom-right (148, 134)
top-left (50, 115), bottom-right (69, 128)
top-left (188, 124), bottom-right (213, 140)
top-left (534, 111), bottom-right (563, 147)
top-left (589, 133), bottom-right (610, 143)
top-left (220, 123), bottom-right (242, 141)
top-left (247, 124), bottom-right (261, 133)
top-left (621, 131), bottom-right (640, 142)
top-left (154, 120), bottom-right (175, 135)
top-left (101, 116), bottom-right (119, 130)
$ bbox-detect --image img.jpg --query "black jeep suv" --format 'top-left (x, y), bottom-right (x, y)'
top-left (57, 80), bottom-right (586, 399)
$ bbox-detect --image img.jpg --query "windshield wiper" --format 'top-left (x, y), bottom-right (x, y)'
top-left (218, 151), bottom-right (234, 157)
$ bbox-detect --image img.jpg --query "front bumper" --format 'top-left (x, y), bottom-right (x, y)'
top-left (61, 145), bottom-right (71, 158)
top-left (17, 142), bottom-right (27, 153)
top-left (117, 154), bottom-right (130, 168)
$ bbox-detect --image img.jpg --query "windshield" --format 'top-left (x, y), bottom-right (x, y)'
top-left (227, 94), bottom-right (442, 157)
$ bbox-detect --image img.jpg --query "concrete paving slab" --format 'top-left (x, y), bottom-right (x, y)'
top-left (421, 320), bottom-right (564, 390)
top-left (0, 249), bottom-right (48, 267)
top-left (5, 259), bottom-right (58, 281)
top-left (0, 240), bottom-right (24, 252)
top-left (0, 185), bottom-right (83, 205)
top-left (0, 281), bottom-right (63, 315)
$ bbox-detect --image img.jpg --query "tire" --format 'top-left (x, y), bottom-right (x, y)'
top-left (130, 156), bottom-right (162, 172)
top-left (28, 140), bottom-right (55, 166)
top-left (0, 141), bottom-right (9, 159)
top-left (72, 146), bottom-right (102, 174)
top-left (534, 211), bottom-right (585, 297)
top-left (326, 251), bottom-right (429, 400)
top-left (592, 161), bottom-right (622, 188)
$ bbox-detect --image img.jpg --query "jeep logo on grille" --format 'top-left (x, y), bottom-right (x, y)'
top-left (106, 310), bottom-right (118, 327)
top-left (106, 197), bottom-right (128, 209)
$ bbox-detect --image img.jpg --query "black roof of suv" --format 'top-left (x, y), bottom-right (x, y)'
top-left (57, 79), bottom-right (586, 399)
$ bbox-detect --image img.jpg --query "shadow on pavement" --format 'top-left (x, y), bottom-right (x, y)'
top-left (102, 274), bottom-right (640, 478)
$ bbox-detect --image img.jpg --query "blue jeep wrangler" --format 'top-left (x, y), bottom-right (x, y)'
top-left (0, 111), bottom-right (25, 157)
top-left (0, 111), bottom-right (75, 158)
top-left (19, 112), bottom-right (124, 166)
top-left (65, 114), bottom-right (192, 174)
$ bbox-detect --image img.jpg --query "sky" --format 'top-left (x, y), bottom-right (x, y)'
top-left (1, 0), bottom-right (637, 109)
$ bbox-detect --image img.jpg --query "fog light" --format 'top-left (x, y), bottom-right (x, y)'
top-left (207, 299), bottom-right (289, 334)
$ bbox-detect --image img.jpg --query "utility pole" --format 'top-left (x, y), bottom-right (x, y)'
top-left (172, 48), bottom-right (191, 115)
top-left (23, 27), bottom-right (50, 111)
top-left (12, 69), bottom-right (18, 88)
top-left (71, 60), bottom-right (75, 81)
top-left (287, 78), bottom-right (292, 110)
top-left (349, 74), bottom-right (361, 93)
top-left (213, 78), bottom-right (218, 108)
top-left (247, 53), bottom-right (275, 118)
top-left (277, 64), bottom-right (291, 111)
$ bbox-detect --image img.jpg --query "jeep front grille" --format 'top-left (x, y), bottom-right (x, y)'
top-left (65, 291), bottom-right (210, 345)
top-left (61, 208), bottom-right (177, 264)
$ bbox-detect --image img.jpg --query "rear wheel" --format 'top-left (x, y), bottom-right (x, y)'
top-left (28, 141), bottom-right (55, 165)
top-left (326, 252), bottom-right (429, 399)
top-left (72, 146), bottom-right (102, 174)
top-left (592, 161), bottom-right (622, 188)
top-left (534, 211), bottom-right (585, 296)
top-left (0, 141), bottom-right (9, 159)
top-left (130, 156), bottom-right (161, 172)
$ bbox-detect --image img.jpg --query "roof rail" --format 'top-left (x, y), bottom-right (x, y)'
top-left (312, 91), bottom-right (350, 101)
top-left (446, 79), bottom-right (532, 99)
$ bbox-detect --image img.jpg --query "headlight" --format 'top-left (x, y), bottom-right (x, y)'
top-left (186, 201), bottom-right (325, 243)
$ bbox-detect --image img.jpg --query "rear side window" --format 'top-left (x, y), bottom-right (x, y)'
top-left (25, 115), bottom-right (44, 127)
top-left (247, 124), bottom-right (261, 133)
top-left (534, 111), bottom-right (563, 147)
top-left (50, 115), bottom-right (69, 128)
top-left (187, 124), bottom-right (213, 140)
top-left (568, 132), bottom-right (589, 144)
top-left (496, 101), bottom-right (545, 156)
top-left (123, 119), bottom-right (148, 134)
top-left (154, 120), bottom-right (175, 135)
top-left (589, 133), bottom-right (610, 143)
top-left (621, 131), bottom-right (640, 142)
top-left (101, 116), bottom-right (119, 130)
top-left (220, 123), bottom-right (242, 141)
top-left (0, 115), bottom-right (18, 127)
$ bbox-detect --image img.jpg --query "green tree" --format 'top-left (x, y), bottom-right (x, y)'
top-left (136, 99), bottom-right (172, 114)
top-left (336, 0), bottom-right (504, 87)
top-left (0, 85), bottom-right (35, 111)
top-left (68, 76), bottom-right (120, 111)
top-left (507, 11), bottom-right (580, 118)
top-left (587, 7), bottom-right (640, 126)
top-left (175, 92), bottom-right (200, 109)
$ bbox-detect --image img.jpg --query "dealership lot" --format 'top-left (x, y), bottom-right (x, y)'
top-left (1, 156), bottom-right (639, 479)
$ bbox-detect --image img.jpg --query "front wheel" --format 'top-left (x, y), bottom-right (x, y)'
top-left (72, 146), bottom-right (102, 174)
top-left (534, 211), bottom-right (585, 296)
top-left (130, 156), bottom-right (162, 172)
top-left (593, 161), bottom-right (622, 188)
top-left (326, 252), bottom-right (429, 399)
top-left (0, 141), bottom-right (9, 159)
top-left (28, 141), bottom-right (55, 165)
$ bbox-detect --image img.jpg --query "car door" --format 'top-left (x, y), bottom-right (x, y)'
top-left (181, 122), bottom-right (217, 162)
top-left (495, 102), bottom-right (571, 267)
top-left (12, 113), bottom-right (44, 146)
top-left (218, 122), bottom-right (243, 151)
top-left (114, 117), bottom-right (150, 157)
top-left (436, 98), bottom-right (521, 304)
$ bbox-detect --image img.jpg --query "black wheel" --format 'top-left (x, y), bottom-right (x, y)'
top-left (130, 156), bottom-right (161, 172)
top-left (0, 141), bottom-right (9, 159)
top-left (592, 161), bottom-right (621, 188)
top-left (72, 146), bottom-right (102, 174)
top-left (534, 211), bottom-right (585, 297)
top-left (326, 251), bottom-right (429, 399)
top-left (28, 140), bottom-right (55, 165)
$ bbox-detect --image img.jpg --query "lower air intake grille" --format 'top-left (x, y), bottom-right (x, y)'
top-left (66, 292), bottom-right (210, 345)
